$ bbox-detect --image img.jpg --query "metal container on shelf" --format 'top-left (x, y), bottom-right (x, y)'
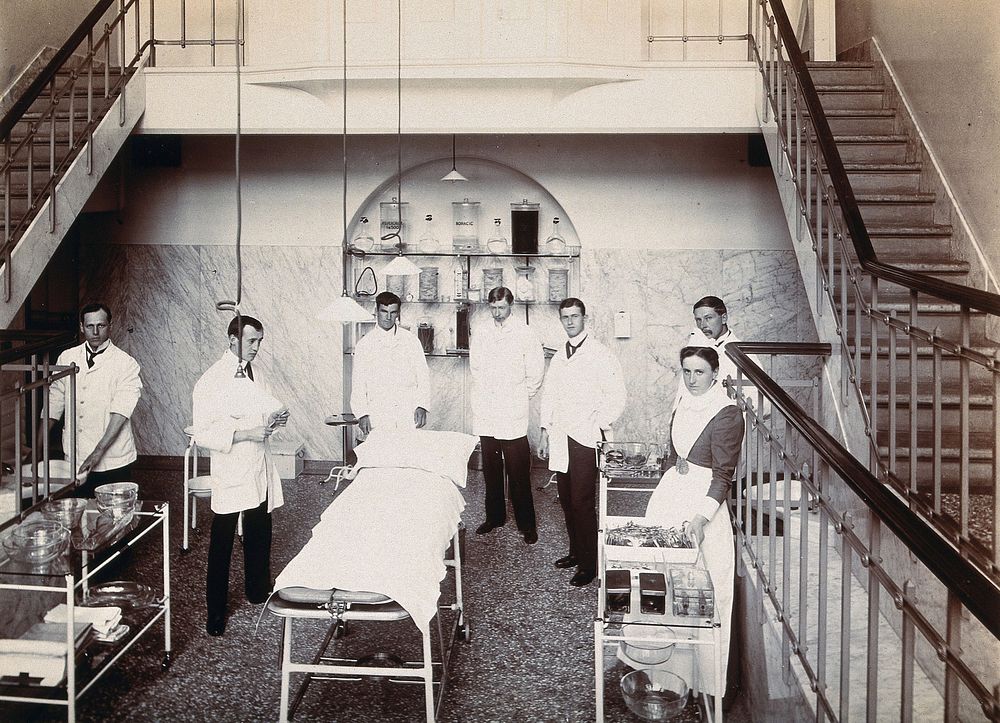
top-left (417, 322), bottom-right (434, 355)
top-left (510, 199), bottom-right (539, 254)
top-left (514, 266), bottom-right (536, 302)
top-left (379, 198), bottom-right (409, 250)
top-left (452, 198), bottom-right (480, 252)
top-left (418, 267), bottom-right (439, 301)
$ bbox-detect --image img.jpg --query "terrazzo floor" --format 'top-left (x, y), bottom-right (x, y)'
top-left (2, 467), bottom-right (752, 722)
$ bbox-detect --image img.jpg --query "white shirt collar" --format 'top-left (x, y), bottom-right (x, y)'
top-left (567, 330), bottom-right (588, 348)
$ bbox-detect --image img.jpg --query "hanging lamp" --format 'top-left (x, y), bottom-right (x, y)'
top-left (318, 1), bottom-right (374, 322)
top-left (440, 134), bottom-right (468, 182)
top-left (378, 0), bottom-right (421, 278)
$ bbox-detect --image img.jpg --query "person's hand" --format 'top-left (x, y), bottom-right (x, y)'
top-left (77, 449), bottom-right (103, 479)
top-left (685, 514), bottom-right (709, 547)
top-left (538, 429), bottom-right (549, 460)
top-left (414, 407), bottom-right (427, 429)
top-left (358, 415), bottom-right (372, 436)
top-left (268, 409), bottom-right (290, 429)
top-left (239, 426), bottom-right (273, 443)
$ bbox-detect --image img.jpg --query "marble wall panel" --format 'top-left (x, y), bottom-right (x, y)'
top-left (81, 243), bottom-right (818, 461)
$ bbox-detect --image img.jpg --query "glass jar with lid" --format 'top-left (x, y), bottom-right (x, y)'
top-left (514, 266), bottom-right (536, 302)
top-left (379, 197), bottom-right (409, 251)
top-left (510, 200), bottom-right (539, 254)
top-left (486, 218), bottom-right (509, 254)
top-left (452, 198), bottom-right (480, 252)
top-left (544, 216), bottom-right (566, 255)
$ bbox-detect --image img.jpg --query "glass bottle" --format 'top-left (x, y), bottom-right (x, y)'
top-left (486, 218), bottom-right (510, 254)
top-left (417, 214), bottom-right (439, 253)
top-left (544, 216), bottom-right (566, 254)
top-left (352, 216), bottom-right (374, 252)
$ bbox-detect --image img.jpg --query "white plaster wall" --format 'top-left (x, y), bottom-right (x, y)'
top-left (0, 0), bottom-right (97, 92)
top-left (95, 133), bottom-right (791, 252)
top-left (837, 0), bottom-right (1000, 275)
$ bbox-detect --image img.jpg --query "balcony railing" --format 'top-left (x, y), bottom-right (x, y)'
top-left (750, 0), bottom-right (1000, 581)
top-left (729, 342), bottom-right (999, 722)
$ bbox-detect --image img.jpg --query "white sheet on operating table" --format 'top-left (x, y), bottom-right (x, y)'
top-left (274, 467), bottom-right (465, 634)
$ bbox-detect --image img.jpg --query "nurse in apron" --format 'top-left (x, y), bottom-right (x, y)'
top-left (643, 346), bottom-right (745, 698)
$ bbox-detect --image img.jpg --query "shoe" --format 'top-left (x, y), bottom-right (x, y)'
top-left (554, 555), bottom-right (577, 569)
top-left (570, 569), bottom-right (596, 587)
top-left (475, 521), bottom-right (503, 535)
top-left (206, 616), bottom-right (226, 636)
top-left (523, 529), bottom-right (538, 545)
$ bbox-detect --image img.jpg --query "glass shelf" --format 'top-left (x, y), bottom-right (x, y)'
top-left (350, 296), bottom-right (561, 306)
top-left (344, 349), bottom-right (468, 358)
top-left (347, 248), bottom-right (580, 260)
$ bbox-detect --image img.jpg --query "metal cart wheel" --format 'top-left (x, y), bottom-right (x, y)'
top-left (458, 622), bottom-right (471, 642)
top-left (332, 620), bottom-right (348, 639)
top-left (161, 652), bottom-right (172, 670)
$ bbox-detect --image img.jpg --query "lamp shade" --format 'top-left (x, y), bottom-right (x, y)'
top-left (383, 254), bottom-right (423, 277)
top-left (441, 167), bottom-right (468, 183)
top-left (317, 294), bottom-right (374, 323)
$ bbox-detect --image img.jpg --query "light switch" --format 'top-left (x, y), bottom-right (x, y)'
top-left (614, 310), bottom-right (631, 338)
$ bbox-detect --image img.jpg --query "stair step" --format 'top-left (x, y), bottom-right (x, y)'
top-left (793, 134), bottom-right (909, 163)
top-left (789, 108), bottom-right (897, 134)
top-left (849, 301), bottom-right (986, 338)
top-left (831, 163), bottom-right (923, 193)
top-left (853, 225), bottom-right (954, 257)
top-left (828, 192), bottom-right (937, 225)
top-left (806, 61), bottom-right (877, 85)
top-left (814, 84), bottom-right (886, 110)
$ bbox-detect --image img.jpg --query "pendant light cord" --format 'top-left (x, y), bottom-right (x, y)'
top-left (342, 0), bottom-right (349, 294)
top-left (378, 0), bottom-right (404, 253)
top-left (215, 1), bottom-right (245, 371)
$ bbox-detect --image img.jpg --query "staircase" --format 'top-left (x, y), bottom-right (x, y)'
top-left (781, 59), bottom-right (998, 556)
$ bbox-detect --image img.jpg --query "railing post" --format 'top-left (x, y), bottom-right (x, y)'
top-left (908, 290), bottom-right (919, 495)
top-left (839, 510), bottom-right (853, 720)
top-left (865, 515), bottom-right (881, 722)
top-left (888, 309), bottom-right (898, 477)
top-left (870, 278), bottom-right (880, 474)
top-left (944, 590), bottom-right (962, 722)
top-left (933, 327), bottom-right (943, 516)
top-left (900, 580), bottom-right (915, 723)
top-left (993, 350), bottom-right (1000, 570)
top-left (959, 307), bottom-right (970, 541)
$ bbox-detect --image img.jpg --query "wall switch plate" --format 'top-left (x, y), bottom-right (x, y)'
top-left (614, 310), bottom-right (631, 338)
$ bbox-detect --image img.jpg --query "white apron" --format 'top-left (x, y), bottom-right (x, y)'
top-left (638, 381), bottom-right (737, 697)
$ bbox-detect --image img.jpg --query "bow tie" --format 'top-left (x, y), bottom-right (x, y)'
top-left (86, 346), bottom-right (106, 369)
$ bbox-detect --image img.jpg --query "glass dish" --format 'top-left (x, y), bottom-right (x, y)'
top-left (620, 624), bottom-right (677, 666)
top-left (603, 442), bottom-right (649, 469)
top-left (81, 581), bottom-right (157, 609)
top-left (94, 482), bottom-right (139, 520)
top-left (40, 498), bottom-right (89, 530)
top-left (620, 669), bottom-right (689, 721)
top-left (2, 520), bottom-right (70, 565)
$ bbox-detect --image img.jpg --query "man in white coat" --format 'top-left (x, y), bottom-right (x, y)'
top-left (686, 295), bottom-right (741, 383)
top-left (192, 315), bottom-right (288, 636)
top-left (470, 286), bottom-right (544, 544)
top-left (41, 302), bottom-right (142, 498)
top-left (351, 291), bottom-right (430, 437)
top-left (539, 298), bottom-right (626, 587)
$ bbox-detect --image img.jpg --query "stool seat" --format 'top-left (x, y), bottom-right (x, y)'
top-left (187, 475), bottom-right (216, 494)
top-left (278, 586), bottom-right (392, 605)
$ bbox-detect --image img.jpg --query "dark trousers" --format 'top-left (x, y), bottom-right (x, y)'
top-left (206, 499), bottom-right (272, 621)
top-left (73, 462), bottom-right (134, 499)
top-left (556, 437), bottom-right (598, 573)
top-left (481, 435), bottom-right (536, 531)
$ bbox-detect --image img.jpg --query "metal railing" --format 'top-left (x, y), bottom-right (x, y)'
top-left (729, 342), bottom-right (1000, 722)
top-left (0, 0), bottom-right (244, 303)
top-left (0, 329), bottom-right (78, 522)
top-left (750, 0), bottom-right (1000, 578)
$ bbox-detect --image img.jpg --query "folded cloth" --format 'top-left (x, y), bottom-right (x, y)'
top-left (0, 639), bottom-right (66, 686)
top-left (45, 604), bottom-right (122, 636)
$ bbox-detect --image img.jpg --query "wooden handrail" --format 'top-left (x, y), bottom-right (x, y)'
top-left (0, 0), bottom-right (117, 139)
top-left (0, 330), bottom-right (77, 365)
top-left (764, 1), bottom-right (1000, 317)
top-left (728, 341), bottom-right (1000, 637)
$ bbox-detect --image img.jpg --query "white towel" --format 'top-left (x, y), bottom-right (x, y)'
top-left (45, 604), bottom-right (121, 636)
top-left (0, 639), bottom-right (66, 686)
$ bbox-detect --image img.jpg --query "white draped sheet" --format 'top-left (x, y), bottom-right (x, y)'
top-left (274, 468), bottom-right (465, 634)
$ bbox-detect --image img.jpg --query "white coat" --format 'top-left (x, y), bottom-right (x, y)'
top-left (47, 341), bottom-right (142, 471)
top-left (191, 350), bottom-right (285, 515)
top-left (350, 324), bottom-right (430, 431)
top-left (685, 327), bottom-right (742, 383)
top-left (540, 332), bottom-right (627, 472)
top-left (469, 318), bottom-right (544, 440)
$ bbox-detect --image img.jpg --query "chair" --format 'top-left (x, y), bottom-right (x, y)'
top-left (182, 425), bottom-right (216, 553)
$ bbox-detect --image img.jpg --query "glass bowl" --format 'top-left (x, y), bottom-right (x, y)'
top-left (620, 669), bottom-right (689, 721)
top-left (2, 520), bottom-right (70, 565)
top-left (40, 498), bottom-right (89, 530)
top-left (603, 442), bottom-right (649, 470)
top-left (94, 482), bottom-right (139, 520)
top-left (620, 625), bottom-right (677, 667)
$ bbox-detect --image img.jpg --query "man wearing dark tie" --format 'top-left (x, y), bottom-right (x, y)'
top-left (538, 298), bottom-right (626, 587)
top-left (39, 302), bottom-right (143, 497)
top-left (192, 315), bottom-right (289, 636)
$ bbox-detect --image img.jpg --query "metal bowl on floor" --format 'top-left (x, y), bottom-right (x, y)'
top-left (2, 519), bottom-right (70, 564)
top-left (620, 669), bottom-right (689, 721)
